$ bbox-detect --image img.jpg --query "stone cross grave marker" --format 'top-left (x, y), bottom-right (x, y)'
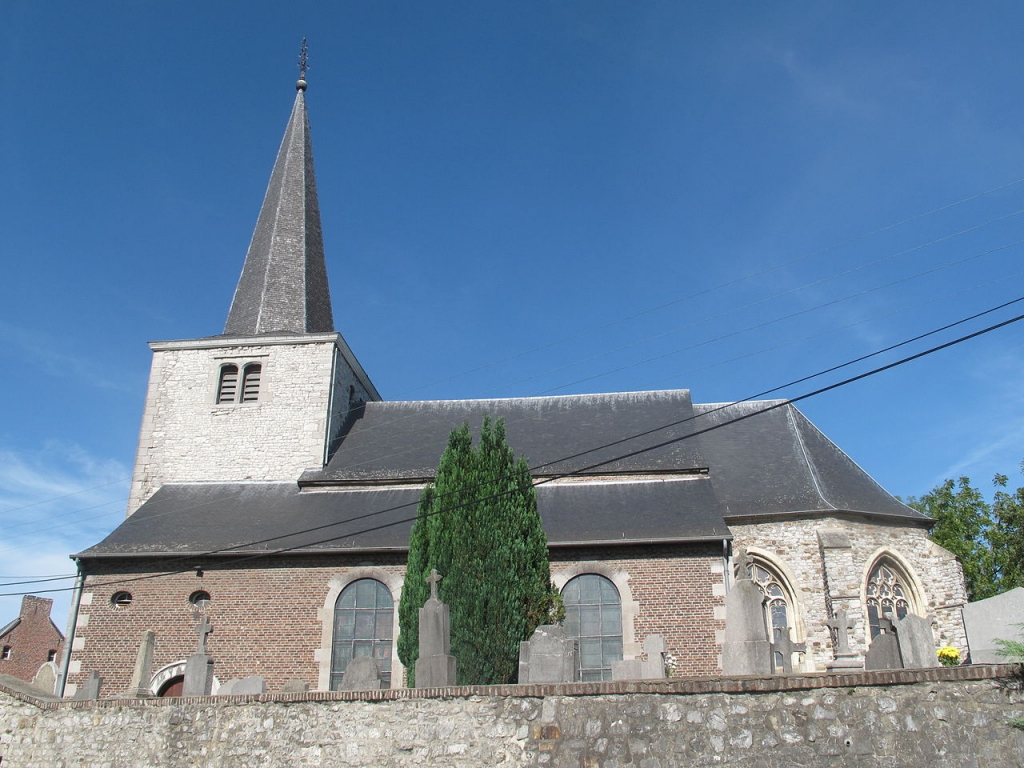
top-left (771, 627), bottom-right (806, 674)
top-left (612, 634), bottom-right (669, 681)
top-left (183, 618), bottom-right (215, 696)
top-left (415, 569), bottom-right (457, 687)
top-left (825, 608), bottom-right (863, 672)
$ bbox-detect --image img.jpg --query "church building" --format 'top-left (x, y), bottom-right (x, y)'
top-left (63, 75), bottom-right (968, 697)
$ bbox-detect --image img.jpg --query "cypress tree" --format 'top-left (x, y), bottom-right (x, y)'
top-left (397, 418), bottom-right (559, 686)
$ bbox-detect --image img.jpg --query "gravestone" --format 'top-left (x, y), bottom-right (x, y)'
top-left (895, 614), bottom-right (939, 669)
top-left (612, 635), bottom-right (668, 681)
top-left (72, 671), bottom-right (102, 700)
top-left (519, 624), bottom-right (578, 684)
top-left (122, 630), bottom-right (156, 698)
top-left (864, 617), bottom-right (903, 671)
top-left (415, 569), bottom-right (457, 688)
top-left (721, 549), bottom-right (772, 676)
top-left (182, 617), bottom-right (215, 696)
top-left (771, 627), bottom-right (806, 674)
top-left (825, 608), bottom-right (863, 672)
top-left (280, 679), bottom-right (309, 693)
top-left (342, 656), bottom-right (382, 690)
top-left (217, 675), bottom-right (266, 696)
top-left (962, 586), bottom-right (1024, 663)
top-left (31, 662), bottom-right (57, 695)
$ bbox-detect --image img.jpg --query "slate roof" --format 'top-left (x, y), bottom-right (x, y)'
top-left (692, 401), bottom-right (928, 523)
top-left (223, 87), bottom-right (334, 336)
top-left (77, 477), bottom-right (729, 557)
top-left (304, 390), bottom-right (708, 484)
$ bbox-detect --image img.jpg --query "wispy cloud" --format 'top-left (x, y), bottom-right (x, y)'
top-left (0, 321), bottom-right (127, 391)
top-left (0, 442), bottom-right (129, 631)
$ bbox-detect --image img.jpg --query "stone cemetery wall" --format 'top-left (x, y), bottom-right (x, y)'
top-left (3, 666), bottom-right (1021, 767)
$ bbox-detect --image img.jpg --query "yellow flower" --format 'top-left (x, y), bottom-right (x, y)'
top-left (937, 646), bottom-right (960, 666)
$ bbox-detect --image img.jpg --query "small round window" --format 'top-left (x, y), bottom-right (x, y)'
top-left (110, 591), bottom-right (133, 608)
top-left (188, 590), bottom-right (211, 607)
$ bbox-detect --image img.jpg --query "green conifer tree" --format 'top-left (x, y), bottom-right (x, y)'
top-left (397, 418), bottom-right (560, 686)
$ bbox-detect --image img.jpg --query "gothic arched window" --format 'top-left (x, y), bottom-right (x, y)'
top-left (216, 364), bottom-right (239, 404)
top-left (866, 559), bottom-right (912, 639)
top-left (330, 579), bottom-right (394, 690)
top-left (562, 574), bottom-right (622, 682)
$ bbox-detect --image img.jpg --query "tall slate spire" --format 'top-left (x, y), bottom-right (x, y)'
top-left (224, 74), bottom-right (334, 336)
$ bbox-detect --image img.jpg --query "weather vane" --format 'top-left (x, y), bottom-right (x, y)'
top-left (296, 38), bottom-right (309, 91)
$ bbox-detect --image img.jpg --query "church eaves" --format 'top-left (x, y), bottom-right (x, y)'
top-left (224, 81), bottom-right (334, 335)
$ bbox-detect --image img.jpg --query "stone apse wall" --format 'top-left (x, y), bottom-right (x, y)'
top-left (2, 666), bottom-right (1022, 767)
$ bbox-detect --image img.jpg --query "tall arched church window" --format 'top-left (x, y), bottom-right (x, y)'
top-left (330, 578), bottom-right (394, 690)
top-left (562, 574), bottom-right (622, 682)
top-left (241, 363), bottom-right (262, 402)
top-left (216, 364), bottom-right (239, 404)
top-left (866, 560), bottom-right (912, 639)
top-left (737, 557), bottom-right (800, 670)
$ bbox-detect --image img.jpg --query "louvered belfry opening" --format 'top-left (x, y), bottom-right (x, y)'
top-left (241, 364), bottom-right (262, 403)
top-left (216, 365), bottom-right (240, 404)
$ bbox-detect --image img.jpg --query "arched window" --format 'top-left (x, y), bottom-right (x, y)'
top-left (241, 363), bottom-right (262, 403)
top-left (562, 574), bottom-right (622, 682)
top-left (866, 559), bottom-right (912, 639)
top-left (216, 364), bottom-right (239, 404)
top-left (330, 579), bottom-right (394, 690)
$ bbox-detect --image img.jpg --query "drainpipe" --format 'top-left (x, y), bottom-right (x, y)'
top-left (723, 540), bottom-right (732, 594)
top-left (55, 559), bottom-right (84, 698)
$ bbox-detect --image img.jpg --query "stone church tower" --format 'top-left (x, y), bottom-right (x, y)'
top-left (126, 79), bottom-right (379, 515)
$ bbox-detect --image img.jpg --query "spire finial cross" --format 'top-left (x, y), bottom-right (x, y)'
top-left (298, 38), bottom-right (309, 77)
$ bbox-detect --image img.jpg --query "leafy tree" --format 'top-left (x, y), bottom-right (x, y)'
top-left (907, 463), bottom-right (1024, 601)
top-left (397, 418), bottom-right (560, 686)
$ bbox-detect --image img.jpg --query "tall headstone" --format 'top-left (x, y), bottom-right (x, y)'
top-left (864, 617), bottom-right (903, 671)
top-left (894, 614), bottom-right (939, 669)
top-left (519, 624), bottom-right (578, 684)
top-left (122, 630), bottom-right (156, 698)
top-left (721, 549), bottom-right (772, 676)
top-left (771, 627), bottom-right (806, 674)
top-left (72, 671), bottom-right (102, 700)
top-left (962, 587), bottom-right (1024, 663)
top-left (342, 656), bottom-right (382, 690)
top-left (182, 617), bottom-right (215, 696)
top-left (31, 662), bottom-right (58, 695)
top-left (612, 635), bottom-right (668, 681)
top-left (826, 608), bottom-right (863, 672)
top-left (414, 569), bottom-right (457, 688)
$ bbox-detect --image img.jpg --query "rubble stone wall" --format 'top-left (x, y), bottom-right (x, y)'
top-left (2, 667), bottom-right (1022, 767)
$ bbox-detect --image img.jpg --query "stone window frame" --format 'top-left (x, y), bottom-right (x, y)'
top-left (316, 567), bottom-right (404, 691)
top-left (210, 354), bottom-right (270, 407)
top-left (551, 563), bottom-right (641, 661)
top-left (860, 549), bottom-right (926, 638)
top-left (737, 548), bottom-right (808, 643)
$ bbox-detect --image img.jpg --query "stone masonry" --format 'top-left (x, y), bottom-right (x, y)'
top-left (127, 334), bottom-right (375, 514)
top-left (731, 516), bottom-right (967, 671)
top-left (2, 666), bottom-right (1021, 767)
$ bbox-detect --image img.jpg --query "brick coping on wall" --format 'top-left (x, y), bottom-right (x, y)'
top-left (3, 664), bottom-right (1020, 711)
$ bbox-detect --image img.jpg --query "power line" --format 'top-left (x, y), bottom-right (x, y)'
top-left (3, 299), bottom-right (1021, 599)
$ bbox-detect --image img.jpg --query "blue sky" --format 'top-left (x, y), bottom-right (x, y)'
top-left (3, 2), bottom-right (1024, 626)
